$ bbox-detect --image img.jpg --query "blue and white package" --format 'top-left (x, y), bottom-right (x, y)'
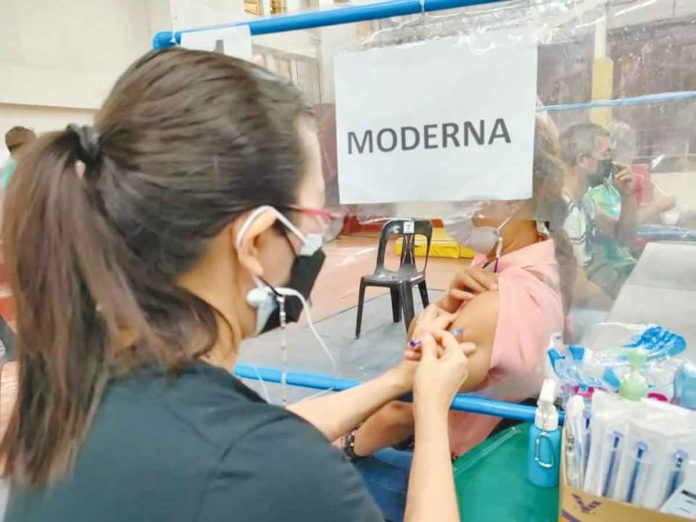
top-left (623, 326), bottom-right (686, 361)
top-left (547, 324), bottom-right (687, 398)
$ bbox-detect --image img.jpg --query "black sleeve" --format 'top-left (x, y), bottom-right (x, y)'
top-left (196, 415), bottom-right (384, 522)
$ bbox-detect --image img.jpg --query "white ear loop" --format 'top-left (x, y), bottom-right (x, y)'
top-left (495, 236), bottom-right (504, 260)
top-left (236, 206), bottom-right (337, 405)
top-left (235, 205), bottom-right (307, 251)
top-left (493, 216), bottom-right (511, 272)
top-left (250, 364), bottom-right (272, 403)
top-left (274, 287), bottom-right (338, 404)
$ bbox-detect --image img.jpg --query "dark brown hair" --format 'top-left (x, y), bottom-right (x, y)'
top-left (1, 48), bottom-right (311, 485)
top-left (533, 118), bottom-right (577, 314)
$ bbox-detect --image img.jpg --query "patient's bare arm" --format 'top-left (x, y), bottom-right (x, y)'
top-left (446, 291), bottom-right (497, 392)
top-left (350, 292), bottom-right (499, 456)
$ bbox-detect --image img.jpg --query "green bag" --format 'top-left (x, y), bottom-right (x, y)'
top-left (453, 423), bottom-right (559, 522)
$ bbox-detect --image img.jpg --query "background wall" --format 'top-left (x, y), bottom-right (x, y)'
top-left (0, 0), bottom-right (321, 164)
top-left (0, 0), bottom-right (172, 163)
top-left (4, 0), bottom-right (693, 164)
top-left (0, 0), bottom-right (155, 110)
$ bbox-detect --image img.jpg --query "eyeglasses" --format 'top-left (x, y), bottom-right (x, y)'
top-left (279, 205), bottom-right (347, 242)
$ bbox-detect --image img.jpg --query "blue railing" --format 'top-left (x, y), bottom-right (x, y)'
top-left (153, 0), bottom-right (505, 48)
top-left (152, 0), bottom-right (696, 112)
top-left (235, 363), bottom-right (564, 423)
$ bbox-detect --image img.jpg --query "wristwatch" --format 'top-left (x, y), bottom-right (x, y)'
top-left (341, 427), bottom-right (364, 460)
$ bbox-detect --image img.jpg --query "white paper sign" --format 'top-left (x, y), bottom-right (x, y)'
top-left (335, 35), bottom-right (538, 205)
top-left (181, 26), bottom-right (253, 61)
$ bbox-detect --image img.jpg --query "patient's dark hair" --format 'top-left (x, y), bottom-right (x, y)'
top-left (2, 48), bottom-right (311, 486)
top-left (533, 118), bottom-right (577, 314)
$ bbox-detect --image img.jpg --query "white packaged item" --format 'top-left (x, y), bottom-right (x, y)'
top-left (660, 464), bottom-right (696, 519)
top-left (583, 391), bottom-right (634, 496)
top-left (611, 417), bottom-right (693, 508)
top-left (606, 398), bottom-right (696, 509)
top-left (564, 395), bottom-right (587, 488)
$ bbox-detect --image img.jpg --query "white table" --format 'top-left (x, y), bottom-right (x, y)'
top-left (607, 241), bottom-right (696, 361)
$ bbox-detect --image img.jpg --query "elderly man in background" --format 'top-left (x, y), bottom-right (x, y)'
top-left (560, 123), bottom-right (638, 309)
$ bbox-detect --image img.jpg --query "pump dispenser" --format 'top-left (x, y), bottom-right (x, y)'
top-left (619, 350), bottom-right (648, 401)
top-left (527, 379), bottom-right (561, 488)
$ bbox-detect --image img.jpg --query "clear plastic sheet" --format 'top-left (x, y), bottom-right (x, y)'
top-left (235, 0), bottom-right (696, 402)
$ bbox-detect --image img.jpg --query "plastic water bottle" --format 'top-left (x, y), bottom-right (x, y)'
top-left (527, 379), bottom-right (561, 488)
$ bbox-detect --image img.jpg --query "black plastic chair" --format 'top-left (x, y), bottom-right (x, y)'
top-left (355, 219), bottom-right (433, 338)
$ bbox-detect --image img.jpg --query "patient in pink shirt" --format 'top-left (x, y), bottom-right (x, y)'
top-left (345, 119), bottom-right (576, 458)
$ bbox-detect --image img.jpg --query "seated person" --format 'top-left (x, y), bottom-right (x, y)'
top-left (342, 119), bottom-right (573, 459)
top-left (591, 121), bottom-right (675, 226)
top-left (560, 123), bottom-right (638, 308)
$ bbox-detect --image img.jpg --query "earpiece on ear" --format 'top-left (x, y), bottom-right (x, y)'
top-left (246, 287), bottom-right (273, 308)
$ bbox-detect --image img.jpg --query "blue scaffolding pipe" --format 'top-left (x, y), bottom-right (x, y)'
top-left (153, 0), bottom-right (505, 48)
top-left (152, 2), bottom-right (696, 113)
top-left (543, 90), bottom-right (696, 112)
top-left (235, 363), bottom-right (564, 423)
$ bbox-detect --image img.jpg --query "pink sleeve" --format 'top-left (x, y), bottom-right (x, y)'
top-left (489, 268), bottom-right (564, 377)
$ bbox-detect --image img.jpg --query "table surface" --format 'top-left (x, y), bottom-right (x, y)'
top-left (607, 241), bottom-right (696, 361)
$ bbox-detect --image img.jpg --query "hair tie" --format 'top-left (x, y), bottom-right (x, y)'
top-left (67, 124), bottom-right (101, 165)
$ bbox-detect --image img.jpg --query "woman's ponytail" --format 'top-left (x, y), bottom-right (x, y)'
top-left (533, 118), bottom-right (578, 317)
top-left (546, 203), bottom-right (577, 315)
top-left (1, 128), bottom-right (163, 484)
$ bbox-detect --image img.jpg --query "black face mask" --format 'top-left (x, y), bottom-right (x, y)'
top-left (589, 159), bottom-right (613, 187)
top-left (259, 247), bottom-right (326, 334)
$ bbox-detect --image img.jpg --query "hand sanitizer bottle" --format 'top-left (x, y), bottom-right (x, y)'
top-left (527, 379), bottom-right (561, 488)
top-left (619, 350), bottom-right (648, 401)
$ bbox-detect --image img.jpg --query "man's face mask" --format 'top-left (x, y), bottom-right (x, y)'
top-left (236, 207), bottom-right (326, 336)
top-left (588, 158), bottom-right (613, 187)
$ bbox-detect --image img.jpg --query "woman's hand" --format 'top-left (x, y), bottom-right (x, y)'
top-left (413, 331), bottom-right (475, 413)
top-left (405, 331), bottom-right (472, 522)
top-left (391, 305), bottom-right (455, 393)
top-left (407, 304), bottom-right (455, 349)
top-left (438, 265), bottom-right (498, 313)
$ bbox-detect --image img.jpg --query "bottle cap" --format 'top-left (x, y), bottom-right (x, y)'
top-left (535, 379), bottom-right (559, 431)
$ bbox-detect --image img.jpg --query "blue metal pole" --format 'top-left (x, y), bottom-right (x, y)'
top-left (235, 363), bottom-right (563, 424)
top-left (153, 0), bottom-right (505, 49)
top-left (235, 364), bottom-right (362, 392)
top-left (543, 90), bottom-right (696, 112)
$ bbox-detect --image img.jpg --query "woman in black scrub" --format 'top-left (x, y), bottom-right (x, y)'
top-left (1, 49), bottom-right (472, 522)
